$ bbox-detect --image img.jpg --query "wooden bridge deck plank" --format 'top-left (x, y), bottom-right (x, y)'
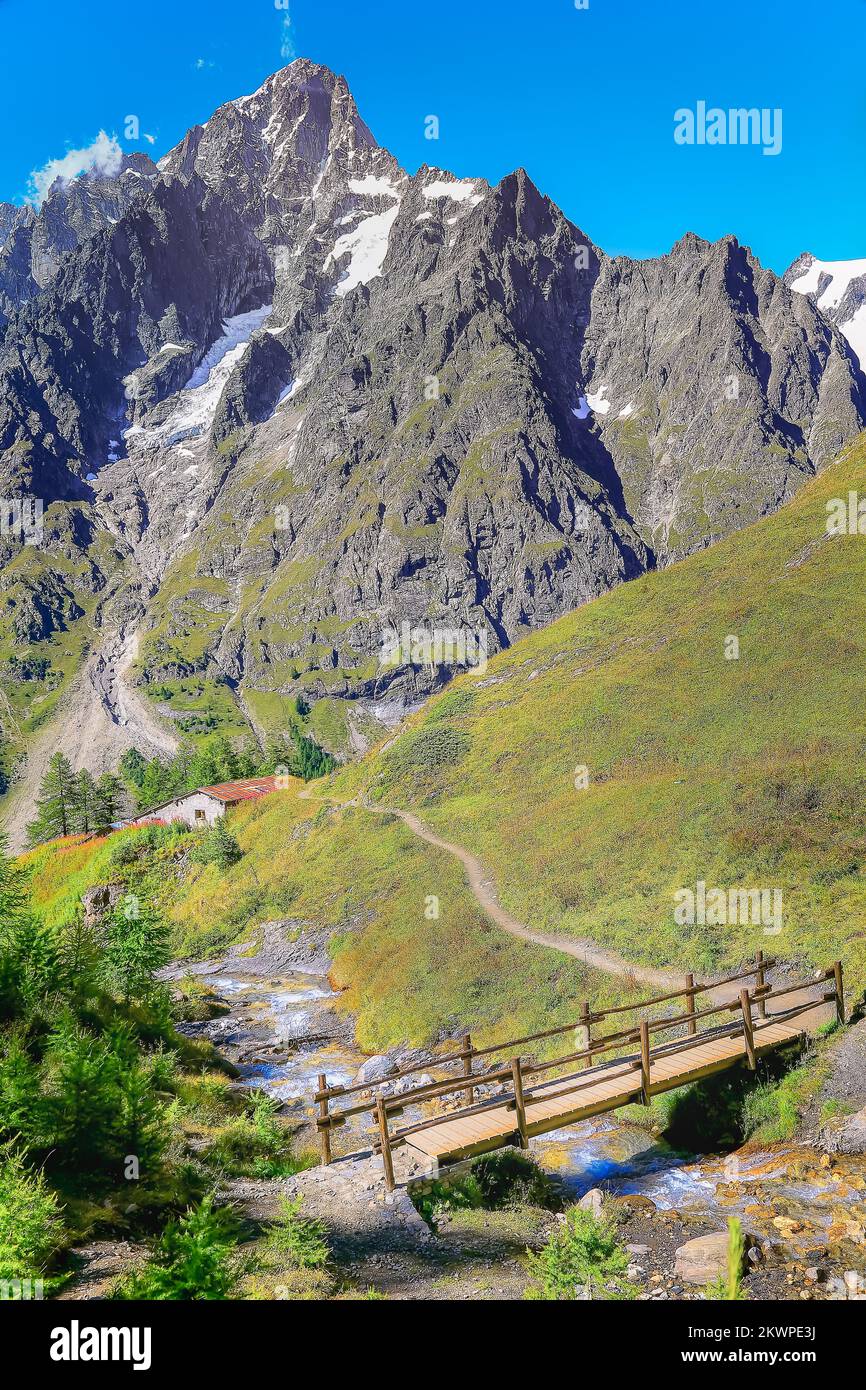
top-left (402, 1013), bottom-right (818, 1166)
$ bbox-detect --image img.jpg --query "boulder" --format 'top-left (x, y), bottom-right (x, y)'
top-left (609, 1193), bottom-right (657, 1214)
top-left (675, 1232), bottom-right (745, 1285)
top-left (81, 883), bottom-right (123, 928)
top-left (578, 1188), bottom-right (605, 1217)
top-left (356, 1055), bottom-right (397, 1086)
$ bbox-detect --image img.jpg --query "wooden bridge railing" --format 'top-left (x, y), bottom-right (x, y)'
top-left (313, 953), bottom-right (844, 1191)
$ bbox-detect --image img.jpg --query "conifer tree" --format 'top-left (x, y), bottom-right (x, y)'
top-left (101, 900), bottom-right (170, 1005)
top-left (26, 753), bottom-right (76, 845)
top-left (93, 773), bottom-right (123, 831)
top-left (72, 768), bottom-right (98, 834)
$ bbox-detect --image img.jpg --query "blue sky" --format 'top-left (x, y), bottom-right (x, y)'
top-left (1, 0), bottom-right (863, 273)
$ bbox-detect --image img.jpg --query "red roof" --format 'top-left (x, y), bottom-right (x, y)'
top-left (200, 776), bottom-right (280, 803)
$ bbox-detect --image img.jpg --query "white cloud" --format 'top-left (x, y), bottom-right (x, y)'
top-left (143, 132), bottom-right (156, 146)
top-left (26, 130), bottom-right (123, 208)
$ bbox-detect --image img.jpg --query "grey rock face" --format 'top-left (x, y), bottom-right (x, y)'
top-left (0, 153), bottom-right (159, 330)
top-left (785, 251), bottom-right (866, 373)
top-left (1, 59), bottom-right (864, 764)
top-left (0, 173), bottom-right (272, 500)
top-left (818, 1107), bottom-right (866, 1156)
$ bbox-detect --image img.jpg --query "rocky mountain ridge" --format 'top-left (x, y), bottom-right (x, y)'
top-left (0, 59), bottom-right (864, 824)
top-left (785, 252), bottom-right (866, 370)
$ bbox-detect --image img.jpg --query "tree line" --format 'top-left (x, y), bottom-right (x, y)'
top-left (25, 726), bottom-right (337, 848)
top-left (26, 755), bottom-right (123, 848)
top-left (119, 729), bottom-right (335, 813)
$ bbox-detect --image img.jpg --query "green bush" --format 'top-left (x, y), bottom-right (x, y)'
top-left (189, 818), bottom-right (242, 870)
top-left (472, 1151), bottom-right (557, 1209)
top-left (412, 1152), bottom-right (557, 1228)
top-left (112, 1195), bottom-right (238, 1300)
top-left (525, 1206), bottom-right (634, 1301)
top-left (426, 689), bottom-right (477, 723)
top-left (204, 1091), bottom-right (313, 1179)
top-left (0, 1145), bottom-right (63, 1281)
top-left (265, 1195), bottom-right (330, 1270)
top-left (412, 1173), bottom-right (484, 1227)
top-left (384, 725), bottom-right (470, 781)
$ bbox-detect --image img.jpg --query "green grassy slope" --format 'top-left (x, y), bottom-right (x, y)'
top-left (21, 795), bottom-right (619, 1055)
top-left (331, 436), bottom-right (866, 995)
top-left (21, 438), bottom-right (866, 1052)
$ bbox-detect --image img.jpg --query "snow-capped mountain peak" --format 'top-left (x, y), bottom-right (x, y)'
top-left (786, 253), bottom-right (866, 366)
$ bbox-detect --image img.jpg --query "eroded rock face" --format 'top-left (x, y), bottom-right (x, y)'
top-left (1, 59), bottom-right (864, 762)
top-left (81, 883), bottom-right (123, 928)
top-left (0, 153), bottom-right (160, 330)
top-left (820, 1108), bottom-right (866, 1156)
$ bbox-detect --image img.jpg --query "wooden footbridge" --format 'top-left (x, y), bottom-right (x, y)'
top-left (313, 955), bottom-right (845, 1191)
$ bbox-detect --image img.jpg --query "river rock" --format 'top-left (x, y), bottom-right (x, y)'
top-left (674, 1232), bottom-right (743, 1285)
top-left (357, 1055), bottom-right (399, 1085)
top-left (578, 1188), bottom-right (605, 1217)
top-left (609, 1193), bottom-right (657, 1214)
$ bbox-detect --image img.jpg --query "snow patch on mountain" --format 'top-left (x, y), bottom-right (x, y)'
top-left (586, 387), bottom-right (612, 416)
top-left (789, 256), bottom-right (866, 308)
top-left (125, 305), bottom-right (272, 450)
top-left (788, 255), bottom-right (866, 365)
top-left (348, 174), bottom-right (400, 199)
top-left (325, 205), bottom-right (400, 297)
top-left (422, 178), bottom-right (483, 205)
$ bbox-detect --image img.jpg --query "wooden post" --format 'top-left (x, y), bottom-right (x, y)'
top-left (580, 1002), bottom-right (592, 1068)
top-left (834, 961), bottom-right (845, 1026)
top-left (755, 950), bottom-right (767, 1020)
top-left (461, 1033), bottom-right (475, 1105)
top-left (639, 1020), bottom-right (651, 1105)
top-left (376, 1094), bottom-right (395, 1193)
top-left (511, 1057), bottom-right (529, 1148)
top-left (317, 1073), bottom-right (332, 1167)
top-left (740, 990), bottom-right (756, 1070)
top-left (685, 974), bottom-right (697, 1037)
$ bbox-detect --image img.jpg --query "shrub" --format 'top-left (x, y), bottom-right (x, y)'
top-left (525, 1207), bottom-right (634, 1301)
top-left (412, 1174), bottom-right (484, 1228)
top-left (266, 1195), bottom-right (330, 1269)
top-left (472, 1151), bottom-right (557, 1210)
top-left (112, 1195), bottom-right (238, 1300)
top-left (384, 725), bottom-right (470, 782)
top-left (426, 689), bottom-right (477, 723)
top-left (189, 818), bottom-right (242, 870)
top-left (412, 1152), bottom-right (556, 1228)
top-left (204, 1091), bottom-right (313, 1179)
top-left (0, 1145), bottom-right (63, 1281)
